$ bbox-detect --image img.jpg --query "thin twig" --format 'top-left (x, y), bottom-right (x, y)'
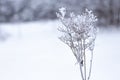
top-left (88, 50), bottom-right (93, 80)
top-left (83, 39), bottom-right (86, 80)
top-left (79, 40), bottom-right (84, 80)
top-left (79, 62), bottom-right (84, 80)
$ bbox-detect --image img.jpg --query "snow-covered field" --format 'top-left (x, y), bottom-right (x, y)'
top-left (0, 21), bottom-right (120, 80)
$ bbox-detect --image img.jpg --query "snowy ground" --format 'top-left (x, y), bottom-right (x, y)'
top-left (0, 21), bottom-right (120, 80)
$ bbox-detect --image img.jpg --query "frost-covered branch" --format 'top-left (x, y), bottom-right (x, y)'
top-left (57, 7), bottom-right (97, 80)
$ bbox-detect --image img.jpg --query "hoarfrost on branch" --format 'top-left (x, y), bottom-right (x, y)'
top-left (57, 8), bottom-right (97, 80)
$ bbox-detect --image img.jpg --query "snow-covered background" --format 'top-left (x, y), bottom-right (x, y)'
top-left (0, 21), bottom-right (120, 80)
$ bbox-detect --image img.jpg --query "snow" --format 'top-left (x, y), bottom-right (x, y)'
top-left (0, 21), bottom-right (120, 80)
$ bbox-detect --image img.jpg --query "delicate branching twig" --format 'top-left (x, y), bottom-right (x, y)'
top-left (57, 7), bottom-right (97, 80)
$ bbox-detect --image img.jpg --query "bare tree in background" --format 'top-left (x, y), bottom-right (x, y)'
top-left (95, 0), bottom-right (120, 26)
top-left (57, 8), bottom-right (97, 80)
top-left (13, 0), bottom-right (34, 22)
top-left (0, 0), bottom-right (15, 22)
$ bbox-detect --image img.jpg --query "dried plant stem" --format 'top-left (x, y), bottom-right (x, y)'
top-left (79, 40), bottom-right (84, 80)
top-left (79, 62), bottom-right (84, 80)
top-left (88, 51), bottom-right (93, 80)
top-left (83, 39), bottom-right (86, 80)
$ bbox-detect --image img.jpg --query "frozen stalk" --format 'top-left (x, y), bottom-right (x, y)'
top-left (57, 8), bottom-right (97, 80)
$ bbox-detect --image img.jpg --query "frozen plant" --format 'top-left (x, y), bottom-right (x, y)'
top-left (56, 7), bottom-right (97, 80)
